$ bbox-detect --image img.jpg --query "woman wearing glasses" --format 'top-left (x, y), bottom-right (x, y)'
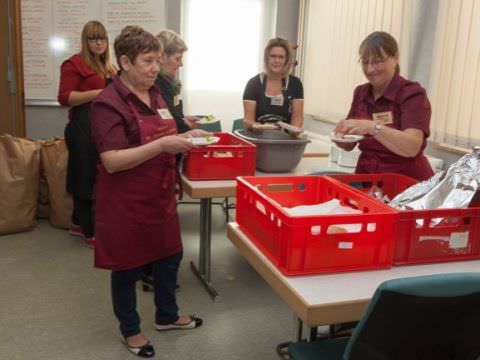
top-left (333, 31), bottom-right (433, 181)
top-left (58, 20), bottom-right (117, 246)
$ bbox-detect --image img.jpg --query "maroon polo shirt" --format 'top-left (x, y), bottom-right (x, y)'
top-left (90, 76), bottom-right (162, 153)
top-left (346, 74), bottom-right (433, 180)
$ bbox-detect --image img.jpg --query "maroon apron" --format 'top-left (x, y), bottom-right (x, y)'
top-left (94, 96), bottom-right (182, 270)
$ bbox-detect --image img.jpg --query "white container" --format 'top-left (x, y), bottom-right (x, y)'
top-left (330, 145), bottom-right (340, 163)
top-left (338, 148), bottom-right (360, 168)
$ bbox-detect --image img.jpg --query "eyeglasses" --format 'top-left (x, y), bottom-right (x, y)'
top-left (269, 54), bottom-right (286, 60)
top-left (358, 57), bottom-right (390, 67)
top-left (87, 37), bottom-right (106, 43)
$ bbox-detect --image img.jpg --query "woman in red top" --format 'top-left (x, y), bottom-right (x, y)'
top-left (57, 20), bottom-right (116, 246)
top-left (90, 26), bottom-right (205, 358)
top-left (333, 31), bottom-right (433, 181)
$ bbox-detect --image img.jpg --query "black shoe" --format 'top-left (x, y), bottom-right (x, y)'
top-left (122, 339), bottom-right (155, 358)
top-left (141, 275), bottom-right (154, 292)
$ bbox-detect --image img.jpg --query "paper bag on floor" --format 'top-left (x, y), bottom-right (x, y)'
top-left (0, 134), bottom-right (41, 234)
top-left (40, 138), bottom-right (72, 229)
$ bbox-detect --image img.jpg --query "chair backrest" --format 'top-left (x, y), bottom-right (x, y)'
top-left (232, 118), bottom-right (244, 131)
top-left (196, 115), bottom-right (222, 132)
top-left (343, 272), bottom-right (480, 360)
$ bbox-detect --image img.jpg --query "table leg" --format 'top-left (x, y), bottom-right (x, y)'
top-left (296, 317), bottom-right (304, 341)
top-left (190, 198), bottom-right (221, 302)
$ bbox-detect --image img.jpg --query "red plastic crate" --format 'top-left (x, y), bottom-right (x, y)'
top-left (327, 173), bottom-right (480, 265)
top-left (183, 132), bottom-right (256, 180)
top-left (236, 175), bottom-right (398, 276)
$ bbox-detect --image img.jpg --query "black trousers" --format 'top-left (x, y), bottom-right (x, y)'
top-left (72, 196), bottom-right (94, 238)
top-left (111, 252), bottom-right (183, 338)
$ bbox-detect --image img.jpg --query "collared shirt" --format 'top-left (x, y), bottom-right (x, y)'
top-left (347, 74), bottom-right (431, 156)
top-left (90, 76), bottom-right (163, 153)
top-left (346, 74), bottom-right (433, 180)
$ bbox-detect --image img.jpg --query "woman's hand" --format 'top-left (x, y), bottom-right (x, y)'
top-left (180, 129), bottom-right (211, 138)
top-left (157, 135), bottom-right (194, 154)
top-left (334, 118), bottom-right (375, 136)
top-left (100, 135), bottom-right (193, 173)
top-left (184, 116), bottom-right (201, 128)
top-left (68, 89), bottom-right (104, 106)
top-left (334, 118), bottom-right (425, 157)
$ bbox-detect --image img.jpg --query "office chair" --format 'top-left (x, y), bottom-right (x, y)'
top-left (196, 114), bottom-right (222, 132)
top-left (231, 118), bottom-right (244, 131)
top-left (180, 116), bottom-right (231, 222)
top-left (287, 272), bottom-right (480, 360)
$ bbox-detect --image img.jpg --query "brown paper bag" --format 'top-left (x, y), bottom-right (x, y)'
top-left (0, 134), bottom-right (41, 234)
top-left (40, 138), bottom-right (72, 229)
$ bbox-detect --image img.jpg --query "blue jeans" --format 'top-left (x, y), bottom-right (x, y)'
top-left (111, 252), bottom-right (182, 337)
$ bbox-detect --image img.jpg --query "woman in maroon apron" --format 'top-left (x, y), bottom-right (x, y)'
top-left (333, 32), bottom-right (433, 181)
top-left (90, 26), bottom-right (206, 358)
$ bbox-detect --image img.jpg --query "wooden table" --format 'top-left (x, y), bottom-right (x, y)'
top-left (227, 222), bottom-right (480, 339)
top-left (181, 156), bottom-right (352, 301)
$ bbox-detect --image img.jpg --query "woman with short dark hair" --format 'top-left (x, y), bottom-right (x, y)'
top-left (90, 25), bottom-right (205, 358)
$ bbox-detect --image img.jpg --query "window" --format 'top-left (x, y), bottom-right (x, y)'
top-left (181, 0), bottom-right (276, 126)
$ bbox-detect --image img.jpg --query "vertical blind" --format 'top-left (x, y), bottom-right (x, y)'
top-left (429, 0), bottom-right (480, 149)
top-left (302, 0), bottom-right (412, 123)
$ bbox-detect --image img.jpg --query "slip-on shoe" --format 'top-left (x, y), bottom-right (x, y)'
top-left (122, 338), bottom-right (155, 358)
top-left (83, 236), bottom-right (95, 249)
top-left (155, 315), bottom-right (203, 331)
top-left (68, 224), bottom-right (83, 237)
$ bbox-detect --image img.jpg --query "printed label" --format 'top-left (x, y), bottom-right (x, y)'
top-left (157, 108), bottom-right (173, 119)
top-left (449, 232), bottom-right (469, 249)
top-left (372, 111), bottom-right (393, 125)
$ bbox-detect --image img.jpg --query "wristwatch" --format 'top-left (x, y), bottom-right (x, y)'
top-left (373, 122), bottom-right (382, 135)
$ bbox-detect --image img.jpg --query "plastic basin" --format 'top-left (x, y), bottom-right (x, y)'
top-left (234, 129), bottom-right (310, 172)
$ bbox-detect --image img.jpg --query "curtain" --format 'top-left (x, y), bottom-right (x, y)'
top-left (428, 0), bottom-right (480, 149)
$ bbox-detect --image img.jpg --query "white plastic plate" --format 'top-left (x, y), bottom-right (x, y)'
top-left (189, 136), bottom-right (220, 146)
top-left (277, 121), bottom-right (303, 133)
top-left (254, 123), bottom-right (278, 130)
top-left (329, 132), bottom-right (365, 143)
top-left (197, 116), bottom-right (220, 124)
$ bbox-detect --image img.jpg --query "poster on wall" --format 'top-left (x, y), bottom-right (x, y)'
top-left (21, 0), bottom-right (165, 104)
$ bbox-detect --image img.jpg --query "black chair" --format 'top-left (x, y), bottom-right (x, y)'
top-left (287, 272), bottom-right (480, 360)
top-left (198, 119), bottom-right (222, 132)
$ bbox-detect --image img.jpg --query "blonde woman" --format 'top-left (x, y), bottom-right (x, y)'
top-left (58, 20), bottom-right (116, 246)
top-left (243, 37), bottom-right (304, 132)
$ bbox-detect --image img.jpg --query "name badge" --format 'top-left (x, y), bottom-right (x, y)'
top-left (270, 95), bottom-right (284, 106)
top-left (372, 111), bottom-right (393, 125)
top-left (173, 95), bottom-right (180, 107)
top-left (157, 108), bottom-right (173, 120)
